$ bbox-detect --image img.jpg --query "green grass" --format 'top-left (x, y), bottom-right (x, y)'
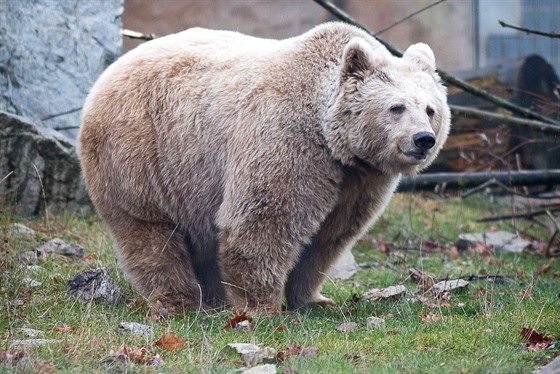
top-left (1, 193), bottom-right (558, 373)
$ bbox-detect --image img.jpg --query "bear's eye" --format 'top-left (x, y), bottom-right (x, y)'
top-left (426, 106), bottom-right (435, 118)
top-left (390, 105), bottom-right (406, 115)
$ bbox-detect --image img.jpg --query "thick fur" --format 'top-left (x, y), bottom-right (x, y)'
top-left (78, 22), bottom-right (450, 312)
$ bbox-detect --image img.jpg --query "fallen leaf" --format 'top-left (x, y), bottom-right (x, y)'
top-left (223, 311), bottom-right (252, 329)
top-left (1, 350), bottom-right (24, 364)
top-left (103, 344), bottom-right (161, 365)
top-left (449, 246), bottom-right (460, 260)
top-left (419, 312), bottom-right (441, 324)
top-left (337, 322), bottom-right (358, 332)
top-left (409, 268), bottom-right (435, 291)
top-left (520, 327), bottom-right (555, 351)
top-left (32, 361), bottom-right (55, 373)
top-left (154, 333), bottom-right (185, 352)
top-left (472, 243), bottom-right (493, 255)
top-left (275, 324), bottom-right (287, 332)
top-left (54, 322), bottom-right (76, 333)
top-left (535, 264), bottom-right (552, 276)
top-left (276, 345), bottom-right (317, 362)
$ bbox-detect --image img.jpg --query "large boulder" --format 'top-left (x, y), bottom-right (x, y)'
top-left (0, 112), bottom-right (91, 215)
top-left (0, 0), bottom-right (124, 139)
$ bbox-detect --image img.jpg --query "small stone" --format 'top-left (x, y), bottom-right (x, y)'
top-left (430, 279), bottom-right (469, 294)
top-left (337, 322), bottom-right (358, 332)
top-left (9, 339), bottom-right (62, 348)
top-left (20, 251), bottom-right (38, 264)
top-left (22, 277), bottom-right (41, 287)
top-left (25, 265), bottom-right (44, 272)
top-left (36, 238), bottom-right (85, 258)
top-left (457, 231), bottom-right (531, 253)
top-left (534, 355), bottom-right (560, 374)
top-left (242, 364), bottom-right (277, 374)
top-left (366, 317), bottom-right (385, 330)
top-left (11, 223), bottom-right (36, 236)
top-left (235, 319), bottom-right (252, 332)
top-left (118, 322), bottom-right (154, 339)
top-left (226, 343), bottom-right (276, 367)
top-left (363, 285), bottom-right (407, 301)
top-left (328, 249), bottom-right (358, 280)
top-left (17, 328), bottom-right (45, 337)
top-left (67, 267), bottom-right (122, 305)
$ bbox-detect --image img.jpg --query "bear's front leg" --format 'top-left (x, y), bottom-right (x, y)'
top-left (218, 226), bottom-right (299, 314)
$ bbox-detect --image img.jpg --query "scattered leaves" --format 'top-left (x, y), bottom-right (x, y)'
top-left (520, 327), bottom-right (555, 352)
top-left (154, 333), bottom-right (185, 352)
top-left (275, 324), bottom-right (287, 332)
top-left (276, 345), bottom-right (318, 362)
top-left (103, 345), bottom-right (162, 366)
top-left (535, 264), bottom-right (552, 276)
top-left (223, 311), bottom-right (252, 329)
top-left (54, 322), bottom-right (76, 333)
top-left (419, 312), bottom-right (441, 324)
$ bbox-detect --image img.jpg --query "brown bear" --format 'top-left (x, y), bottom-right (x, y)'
top-left (78, 22), bottom-right (450, 313)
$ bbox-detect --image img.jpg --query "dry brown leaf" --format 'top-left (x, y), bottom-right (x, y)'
top-left (419, 312), bottom-right (441, 324)
top-left (275, 324), bottom-right (287, 332)
top-left (472, 243), bottom-right (493, 255)
top-left (154, 333), bottom-right (185, 352)
top-left (223, 311), bottom-right (252, 329)
top-left (449, 246), bottom-right (460, 260)
top-left (54, 323), bottom-right (76, 333)
top-left (337, 322), bottom-right (358, 332)
top-left (520, 327), bottom-right (555, 352)
top-left (1, 350), bottom-right (24, 365)
top-left (535, 264), bottom-right (552, 276)
top-left (83, 254), bottom-right (98, 264)
top-left (276, 345), bottom-right (318, 363)
top-left (409, 268), bottom-right (435, 291)
top-left (104, 344), bottom-right (161, 365)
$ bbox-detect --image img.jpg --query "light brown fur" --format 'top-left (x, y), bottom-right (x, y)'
top-left (78, 22), bottom-right (450, 312)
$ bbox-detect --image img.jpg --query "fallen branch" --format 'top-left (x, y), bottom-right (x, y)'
top-left (461, 178), bottom-right (560, 200)
top-left (312, 0), bottom-right (560, 126)
top-left (375, 0), bottom-right (448, 36)
top-left (398, 170), bottom-right (560, 192)
top-left (478, 207), bottom-right (560, 222)
top-left (450, 105), bottom-right (560, 136)
top-left (499, 20), bottom-right (560, 39)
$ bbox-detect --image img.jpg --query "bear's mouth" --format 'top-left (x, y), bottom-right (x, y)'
top-left (404, 150), bottom-right (427, 161)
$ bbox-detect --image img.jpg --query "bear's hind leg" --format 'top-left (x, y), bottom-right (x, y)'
top-left (107, 212), bottom-right (204, 309)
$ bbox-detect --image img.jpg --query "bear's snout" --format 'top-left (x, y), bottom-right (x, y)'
top-left (413, 131), bottom-right (436, 151)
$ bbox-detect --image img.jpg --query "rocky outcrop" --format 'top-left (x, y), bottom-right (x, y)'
top-left (0, 112), bottom-right (91, 215)
top-left (0, 0), bottom-right (123, 139)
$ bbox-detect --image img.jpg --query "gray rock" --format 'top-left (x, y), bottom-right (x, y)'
top-left (9, 339), bottom-right (62, 348)
top-left (226, 343), bottom-right (276, 367)
top-left (534, 355), bottom-right (560, 374)
top-left (457, 231), bottom-right (531, 253)
top-left (363, 285), bottom-right (407, 301)
top-left (429, 279), bottom-right (469, 294)
top-left (17, 328), bottom-right (45, 337)
top-left (36, 238), bottom-right (85, 258)
top-left (118, 322), bottom-right (154, 339)
top-left (0, 112), bottom-right (92, 215)
top-left (22, 277), bottom-right (42, 288)
top-left (67, 267), bottom-right (122, 305)
top-left (328, 249), bottom-right (358, 280)
top-left (242, 364), bottom-right (277, 374)
top-left (11, 223), bottom-right (35, 236)
top-left (0, 0), bottom-right (123, 138)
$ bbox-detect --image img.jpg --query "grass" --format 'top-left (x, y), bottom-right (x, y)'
top-left (0, 192), bottom-right (558, 373)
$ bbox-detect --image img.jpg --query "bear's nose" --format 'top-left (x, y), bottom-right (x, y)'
top-left (413, 131), bottom-right (436, 151)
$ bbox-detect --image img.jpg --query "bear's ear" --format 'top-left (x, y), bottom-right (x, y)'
top-left (341, 38), bottom-right (381, 80)
top-left (403, 43), bottom-right (436, 73)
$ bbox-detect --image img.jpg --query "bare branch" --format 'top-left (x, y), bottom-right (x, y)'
top-left (375, 0), bottom-right (448, 36)
top-left (499, 20), bottom-right (560, 39)
top-left (478, 207), bottom-right (560, 222)
top-left (450, 105), bottom-right (560, 136)
top-left (312, 0), bottom-right (560, 126)
top-left (120, 28), bottom-right (156, 41)
top-left (461, 178), bottom-right (560, 200)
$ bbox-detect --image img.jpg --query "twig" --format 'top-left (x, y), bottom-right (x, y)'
top-left (544, 210), bottom-right (560, 257)
top-left (478, 207), bottom-right (560, 222)
top-left (499, 20), bottom-right (560, 39)
top-left (312, 0), bottom-right (560, 126)
top-left (0, 171), bottom-right (13, 185)
top-left (461, 178), bottom-right (560, 200)
top-left (450, 105), bottom-right (560, 136)
top-left (375, 0), bottom-right (448, 36)
top-left (120, 28), bottom-right (156, 41)
top-left (41, 107), bottom-right (81, 121)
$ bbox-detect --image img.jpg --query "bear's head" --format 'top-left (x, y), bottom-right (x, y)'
top-left (324, 38), bottom-right (450, 175)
